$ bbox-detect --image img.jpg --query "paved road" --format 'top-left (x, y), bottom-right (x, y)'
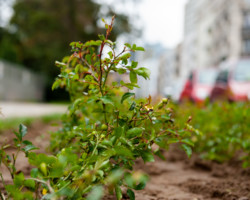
top-left (0, 102), bottom-right (68, 118)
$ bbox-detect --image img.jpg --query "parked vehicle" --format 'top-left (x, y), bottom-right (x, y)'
top-left (211, 59), bottom-right (250, 102)
top-left (179, 68), bottom-right (218, 103)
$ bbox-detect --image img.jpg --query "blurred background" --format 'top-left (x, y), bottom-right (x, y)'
top-left (0, 0), bottom-right (249, 105)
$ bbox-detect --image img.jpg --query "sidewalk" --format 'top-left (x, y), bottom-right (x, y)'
top-left (0, 102), bottom-right (68, 118)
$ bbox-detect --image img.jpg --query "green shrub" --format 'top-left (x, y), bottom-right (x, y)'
top-left (175, 102), bottom-right (250, 167)
top-left (0, 17), bottom-right (197, 199)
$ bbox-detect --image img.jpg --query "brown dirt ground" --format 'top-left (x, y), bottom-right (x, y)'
top-left (1, 121), bottom-right (250, 200)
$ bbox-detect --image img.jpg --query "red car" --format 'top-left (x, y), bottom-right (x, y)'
top-left (211, 59), bottom-right (250, 102)
top-left (180, 68), bottom-right (218, 103)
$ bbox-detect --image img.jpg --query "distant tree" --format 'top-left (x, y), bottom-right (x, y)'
top-left (0, 27), bottom-right (20, 62)
top-left (10, 0), bottom-right (131, 74)
top-left (0, 0), bottom-right (133, 100)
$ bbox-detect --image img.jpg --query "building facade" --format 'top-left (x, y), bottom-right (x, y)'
top-left (157, 44), bottom-right (185, 100)
top-left (134, 43), bottom-right (166, 98)
top-left (182, 0), bottom-right (250, 75)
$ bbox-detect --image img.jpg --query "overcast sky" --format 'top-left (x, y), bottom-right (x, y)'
top-left (1, 0), bottom-right (188, 48)
top-left (138, 0), bottom-right (188, 48)
top-left (98, 0), bottom-right (188, 48)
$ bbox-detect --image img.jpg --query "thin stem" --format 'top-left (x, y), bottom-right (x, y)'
top-left (35, 182), bottom-right (40, 199)
top-left (81, 134), bottom-right (100, 171)
top-left (116, 111), bottom-right (119, 127)
top-left (81, 58), bottom-right (98, 82)
top-left (146, 112), bottom-right (153, 124)
top-left (114, 47), bottom-right (126, 60)
top-left (27, 178), bottom-right (54, 193)
top-left (0, 173), bottom-right (6, 187)
top-left (0, 193), bottom-right (5, 200)
top-left (2, 161), bottom-right (13, 180)
top-left (98, 17), bottom-right (115, 124)
top-left (99, 42), bottom-right (105, 95)
top-left (90, 136), bottom-right (99, 158)
top-left (0, 174), bottom-right (6, 200)
top-left (103, 103), bottom-right (107, 123)
top-left (13, 149), bottom-right (20, 175)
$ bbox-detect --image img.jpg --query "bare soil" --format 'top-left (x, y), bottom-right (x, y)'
top-left (1, 121), bottom-right (250, 200)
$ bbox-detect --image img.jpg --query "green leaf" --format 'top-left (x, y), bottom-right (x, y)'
top-left (135, 182), bottom-right (146, 190)
top-left (127, 189), bottom-right (135, 200)
top-left (24, 179), bottom-right (35, 190)
top-left (117, 68), bottom-right (127, 74)
top-left (22, 144), bottom-right (38, 152)
top-left (30, 168), bottom-right (39, 178)
top-left (112, 81), bottom-right (118, 86)
top-left (127, 127), bottom-right (143, 138)
top-left (85, 40), bottom-right (102, 47)
top-left (132, 44), bottom-right (136, 50)
top-left (100, 96), bottom-right (114, 106)
top-left (124, 43), bottom-right (131, 48)
top-left (28, 153), bottom-right (57, 166)
top-left (114, 146), bottom-right (134, 158)
top-left (66, 78), bottom-right (70, 88)
top-left (141, 150), bottom-right (155, 163)
top-left (101, 18), bottom-right (106, 23)
top-left (167, 138), bottom-right (179, 144)
top-left (13, 173), bottom-right (25, 187)
top-left (106, 169), bottom-right (123, 184)
top-left (51, 79), bottom-right (61, 90)
top-left (182, 138), bottom-right (194, 147)
top-left (70, 41), bottom-right (84, 49)
top-left (19, 124), bottom-right (27, 139)
top-left (135, 67), bottom-right (150, 80)
top-left (129, 102), bottom-right (136, 111)
top-left (75, 64), bottom-right (82, 73)
top-left (115, 185), bottom-right (122, 200)
top-left (120, 53), bottom-right (131, 60)
top-left (86, 185), bottom-right (104, 200)
top-left (98, 34), bottom-right (105, 41)
top-left (131, 61), bottom-right (138, 68)
top-left (154, 149), bottom-right (165, 160)
top-left (55, 61), bottom-right (66, 67)
top-left (121, 92), bottom-right (135, 104)
top-left (108, 51), bottom-right (113, 59)
top-left (85, 54), bottom-right (92, 64)
top-left (114, 127), bottom-right (123, 139)
top-left (130, 71), bottom-right (137, 83)
top-left (124, 173), bottom-right (134, 188)
top-left (105, 40), bottom-right (114, 45)
top-left (135, 46), bottom-right (145, 51)
top-left (182, 144), bottom-right (192, 158)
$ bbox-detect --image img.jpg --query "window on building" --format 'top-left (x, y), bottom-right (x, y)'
top-left (242, 39), bottom-right (250, 54)
top-left (223, 11), bottom-right (229, 22)
top-left (243, 12), bottom-right (250, 28)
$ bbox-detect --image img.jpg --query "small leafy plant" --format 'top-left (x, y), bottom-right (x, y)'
top-left (175, 102), bottom-right (250, 167)
top-left (0, 17), bottom-right (197, 199)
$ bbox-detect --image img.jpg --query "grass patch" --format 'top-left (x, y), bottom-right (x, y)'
top-left (0, 113), bottom-right (63, 132)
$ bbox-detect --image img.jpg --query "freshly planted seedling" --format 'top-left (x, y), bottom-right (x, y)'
top-left (0, 17), bottom-right (198, 199)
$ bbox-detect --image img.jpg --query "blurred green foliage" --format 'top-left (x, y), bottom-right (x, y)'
top-left (175, 102), bottom-right (250, 167)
